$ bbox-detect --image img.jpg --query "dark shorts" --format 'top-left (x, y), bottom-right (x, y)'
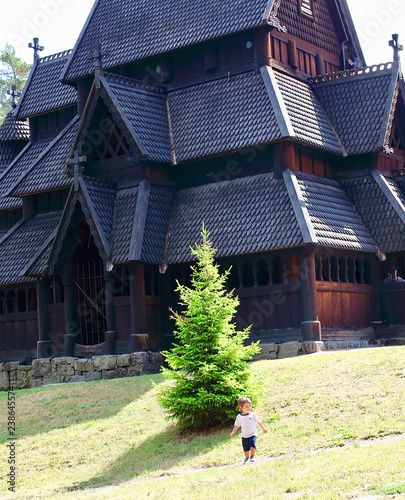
top-left (242, 435), bottom-right (257, 452)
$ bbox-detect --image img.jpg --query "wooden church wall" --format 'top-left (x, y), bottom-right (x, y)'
top-left (378, 283), bottom-right (405, 325)
top-left (0, 312), bottom-right (37, 357)
top-left (316, 283), bottom-right (373, 330)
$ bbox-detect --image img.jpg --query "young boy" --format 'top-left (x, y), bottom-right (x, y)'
top-left (230, 396), bottom-right (267, 464)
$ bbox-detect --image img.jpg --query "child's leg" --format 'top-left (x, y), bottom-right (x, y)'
top-left (249, 436), bottom-right (257, 457)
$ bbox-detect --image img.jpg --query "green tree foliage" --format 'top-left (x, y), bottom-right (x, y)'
top-left (0, 44), bottom-right (32, 123)
top-left (159, 227), bottom-right (260, 429)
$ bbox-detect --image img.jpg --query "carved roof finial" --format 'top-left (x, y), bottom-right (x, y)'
top-left (88, 42), bottom-right (109, 89)
top-left (68, 150), bottom-right (87, 191)
top-left (7, 85), bottom-right (21, 109)
top-left (389, 34), bottom-right (403, 63)
top-left (28, 37), bottom-right (44, 62)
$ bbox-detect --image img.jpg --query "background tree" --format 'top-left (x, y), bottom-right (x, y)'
top-left (0, 44), bottom-right (32, 123)
top-left (159, 227), bottom-right (260, 430)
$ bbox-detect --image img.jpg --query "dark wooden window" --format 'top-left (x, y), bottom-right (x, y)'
top-left (288, 254), bottom-right (300, 282)
top-left (330, 256), bottom-right (338, 282)
top-left (257, 259), bottom-right (270, 286)
top-left (339, 257), bottom-right (347, 283)
top-left (241, 262), bottom-right (255, 288)
top-left (321, 255), bottom-right (330, 282)
top-left (7, 291), bottom-right (16, 313)
top-left (228, 264), bottom-right (240, 290)
top-left (0, 292), bottom-right (4, 314)
top-left (272, 257), bottom-right (284, 284)
top-left (28, 288), bottom-right (37, 311)
top-left (347, 258), bottom-right (355, 283)
top-left (17, 289), bottom-right (26, 312)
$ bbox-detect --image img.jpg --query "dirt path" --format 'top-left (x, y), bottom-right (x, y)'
top-left (118, 432), bottom-right (405, 485)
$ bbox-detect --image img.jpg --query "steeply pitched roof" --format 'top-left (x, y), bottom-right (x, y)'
top-left (62, 0), bottom-right (274, 81)
top-left (141, 185), bottom-right (176, 264)
top-left (8, 117), bottom-right (79, 197)
top-left (0, 211), bottom-right (61, 285)
top-left (81, 175), bottom-right (116, 253)
top-left (340, 171), bottom-right (405, 254)
top-left (0, 137), bottom-right (54, 209)
top-left (15, 51), bottom-right (77, 119)
top-left (293, 171), bottom-right (377, 252)
top-left (270, 68), bottom-right (344, 154)
top-left (0, 110), bottom-right (30, 142)
top-left (163, 172), bottom-right (303, 264)
top-left (102, 73), bottom-right (172, 163)
top-left (311, 64), bottom-right (398, 155)
top-left (110, 186), bottom-right (139, 264)
top-left (168, 71), bottom-right (282, 162)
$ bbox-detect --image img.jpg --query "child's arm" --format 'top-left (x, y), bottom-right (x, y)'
top-left (258, 422), bottom-right (267, 434)
top-left (230, 426), bottom-right (239, 438)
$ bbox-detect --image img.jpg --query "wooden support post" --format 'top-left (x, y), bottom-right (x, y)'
top-left (288, 40), bottom-right (298, 69)
top-left (37, 278), bottom-right (52, 358)
top-left (254, 26), bottom-right (271, 72)
top-left (130, 262), bottom-right (146, 333)
top-left (299, 248), bottom-right (321, 341)
top-left (63, 279), bottom-right (79, 356)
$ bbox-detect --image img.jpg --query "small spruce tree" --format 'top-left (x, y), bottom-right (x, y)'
top-left (159, 226), bottom-right (260, 429)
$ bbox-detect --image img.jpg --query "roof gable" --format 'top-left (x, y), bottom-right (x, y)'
top-left (48, 176), bottom-right (116, 274)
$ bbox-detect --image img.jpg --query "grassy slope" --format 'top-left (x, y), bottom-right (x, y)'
top-left (0, 347), bottom-right (405, 499)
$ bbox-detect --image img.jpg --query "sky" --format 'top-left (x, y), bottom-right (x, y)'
top-left (0, 0), bottom-right (404, 67)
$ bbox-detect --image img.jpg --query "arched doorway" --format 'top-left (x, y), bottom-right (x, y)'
top-left (73, 221), bottom-right (107, 345)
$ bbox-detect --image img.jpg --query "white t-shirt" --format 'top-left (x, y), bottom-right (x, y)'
top-left (234, 411), bottom-right (260, 438)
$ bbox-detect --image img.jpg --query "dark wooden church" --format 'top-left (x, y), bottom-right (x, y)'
top-left (1, 0), bottom-right (405, 363)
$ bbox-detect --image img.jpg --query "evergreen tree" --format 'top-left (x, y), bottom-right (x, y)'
top-left (159, 227), bottom-right (260, 429)
top-left (0, 44), bottom-right (32, 123)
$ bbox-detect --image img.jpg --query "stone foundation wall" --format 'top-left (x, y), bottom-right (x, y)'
top-left (0, 352), bottom-right (163, 391)
top-left (2, 338), bottom-right (404, 392)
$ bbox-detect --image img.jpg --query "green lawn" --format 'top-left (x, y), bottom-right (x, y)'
top-left (1, 346), bottom-right (405, 499)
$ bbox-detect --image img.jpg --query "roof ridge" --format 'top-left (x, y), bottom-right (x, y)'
top-left (38, 49), bottom-right (73, 65)
top-left (309, 62), bottom-right (395, 85)
top-left (103, 72), bottom-right (166, 95)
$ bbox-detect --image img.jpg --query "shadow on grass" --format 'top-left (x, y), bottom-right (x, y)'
top-left (63, 424), bottom-right (231, 493)
top-left (0, 374), bottom-right (165, 444)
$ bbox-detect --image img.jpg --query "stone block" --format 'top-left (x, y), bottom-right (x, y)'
top-left (51, 357), bottom-right (75, 367)
top-left (102, 369), bottom-right (122, 380)
top-left (84, 372), bottom-right (102, 382)
top-left (42, 376), bottom-right (63, 385)
top-left (0, 371), bottom-right (10, 391)
top-left (32, 359), bottom-right (51, 378)
top-left (277, 342), bottom-right (299, 359)
top-left (74, 359), bottom-right (94, 372)
top-left (117, 354), bottom-right (130, 368)
top-left (0, 363), bottom-right (4, 372)
top-left (32, 378), bottom-right (44, 388)
top-left (2, 362), bottom-right (20, 371)
top-left (53, 363), bottom-right (74, 377)
top-left (383, 338), bottom-right (405, 346)
top-left (93, 355), bottom-right (117, 371)
top-left (252, 343), bottom-right (277, 361)
top-left (127, 365), bottom-right (142, 377)
top-left (9, 369), bottom-right (31, 390)
top-left (66, 375), bottom-right (86, 384)
top-left (303, 341), bottom-right (326, 354)
top-left (130, 352), bottom-right (147, 367)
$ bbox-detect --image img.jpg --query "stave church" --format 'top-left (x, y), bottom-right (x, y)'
top-left (1, 0), bottom-right (405, 363)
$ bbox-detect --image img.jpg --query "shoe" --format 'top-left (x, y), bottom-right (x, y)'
top-left (243, 458), bottom-right (250, 465)
top-left (250, 456), bottom-right (256, 463)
